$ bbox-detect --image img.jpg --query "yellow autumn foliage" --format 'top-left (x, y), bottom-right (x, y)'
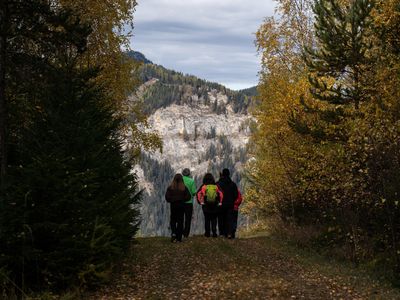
top-left (248, 0), bottom-right (400, 276)
top-left (59, 0), bottom-right (161, 154)
top-left (246, 0), bottom-right (314, 218)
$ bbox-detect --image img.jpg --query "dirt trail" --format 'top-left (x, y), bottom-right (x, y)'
top-left (89, 236), bottom-right (400, 299)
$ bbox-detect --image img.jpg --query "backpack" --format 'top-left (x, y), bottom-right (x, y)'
top-left (205, 185), bottom-right (218, 205)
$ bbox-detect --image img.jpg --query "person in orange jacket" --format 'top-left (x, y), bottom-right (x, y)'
top-left (196, 173), bottom-right (223, 237)
top-left (232, 188), bottom-right (243, 239)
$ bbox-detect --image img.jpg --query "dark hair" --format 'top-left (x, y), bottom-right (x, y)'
top-left (222, 168), bottom-right (230, 177)
top-left (203, 173), bottom-right (215, 185)
top-left (182, 168), bottom-right (190, 176)
top-left (170, 173), bottom-right (186, 191)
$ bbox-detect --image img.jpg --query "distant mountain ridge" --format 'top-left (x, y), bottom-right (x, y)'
top-left (126, 51), bottom-right (254, 236)
top-left (239, 86), bottom-right (257, 97)
top-left (128, 51), bottom-right (257, 115)
top-left (126, 50), bottom-right (153, 64)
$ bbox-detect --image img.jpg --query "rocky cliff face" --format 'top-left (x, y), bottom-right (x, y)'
top-left (130, 52), bottom-right (254, 236)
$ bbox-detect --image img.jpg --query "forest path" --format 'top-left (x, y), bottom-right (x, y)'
top-left (89, 235), bottom-right (399, 299)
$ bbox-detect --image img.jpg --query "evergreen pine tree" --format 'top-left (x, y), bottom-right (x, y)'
top-left (0, 1), bottom-right (141, 291)
top-left (1, 0), bottom-right (89, 186)
top-left (1, 63), bottom-right (141, 290)
top-left (305, 0), bottom-right (374, 109)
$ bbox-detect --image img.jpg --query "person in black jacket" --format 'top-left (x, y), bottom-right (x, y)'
top-left (165, 174), bottom-right (191, 242)
top-left (217, 168), bottom-right (238, 239)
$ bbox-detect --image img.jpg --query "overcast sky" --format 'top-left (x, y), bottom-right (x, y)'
top-left (131, 0), bottom-right (276, 90)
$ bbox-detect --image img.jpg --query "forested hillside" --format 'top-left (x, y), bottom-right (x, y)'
top-left (127, 51), bottom-right (253, 115)
top-left (128, 52), bottom-right (254, 236)
top-left (138, 136), bottom-right (249, 236)
top-left (124, 51), bottom-right (256, 236)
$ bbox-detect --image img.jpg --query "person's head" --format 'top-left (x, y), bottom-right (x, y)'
top-left (182, 168), bottom-right (190, 177)
top-left (170, 173), bottom-right (186, 191)
top-left (222, 168), bottom-right (230, 178)
top-left (203, 173), bottom-right (215, 185)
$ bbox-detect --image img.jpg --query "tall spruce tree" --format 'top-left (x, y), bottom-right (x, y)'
top-left (1, 0), bottom-right (89, 187)
top-left (0, 0), bottom-right (141, 293)
top-left (305, 0), bottom-right (374, 109)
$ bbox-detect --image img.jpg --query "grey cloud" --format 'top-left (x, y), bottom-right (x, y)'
top-left (132, 0), bottom-right (275, 90)
top-left (136, 23), bottom-right (254, 48)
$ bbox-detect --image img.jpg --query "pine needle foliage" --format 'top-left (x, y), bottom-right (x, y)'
top-left (1, 64), bottom-right (141, 291)
top-left (305, 0), bottom-right (374, 109)
top-left (1, 0), bottom-right (141, 293)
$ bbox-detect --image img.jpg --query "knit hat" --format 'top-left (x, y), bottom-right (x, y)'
top-left (182, 168), bottom-right (190, 176)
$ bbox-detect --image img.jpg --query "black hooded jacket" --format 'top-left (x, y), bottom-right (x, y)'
top-left (217, 177), bottom-right (238, 209)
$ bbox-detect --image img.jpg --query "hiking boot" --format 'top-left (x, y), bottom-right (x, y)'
top-left (212, 233), bottom-right (218, 238)
top-left (171, 234), bottom-right (177, 243)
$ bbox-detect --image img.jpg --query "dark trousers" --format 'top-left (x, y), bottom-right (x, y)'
top-left (170, 204), bottom-right (184, 241)
top-left (203, 211), bottom-right (218, 237)
top-left (217, 207), bottom-right (226, 236)
top-left (218, 207), bottom-right (234, 237)
top-left (232, 210), bottom-right (239, 238)
top-left (183, 203), bottom-right (193, 237)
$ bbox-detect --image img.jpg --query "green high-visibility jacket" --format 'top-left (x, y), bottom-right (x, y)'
top-left (183, 175), bottom-right (197, 204)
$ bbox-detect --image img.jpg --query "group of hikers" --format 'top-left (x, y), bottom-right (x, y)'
top-left (165, 168), bottom-right (242, 242)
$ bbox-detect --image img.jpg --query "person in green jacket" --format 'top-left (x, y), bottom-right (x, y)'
top-left (182, 168), bottom-right (197, 238)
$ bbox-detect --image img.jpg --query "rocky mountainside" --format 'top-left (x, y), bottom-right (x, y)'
top-left (129, 52), bottom-right (255, 236)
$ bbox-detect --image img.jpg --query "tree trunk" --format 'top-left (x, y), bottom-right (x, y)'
top-left (0, 1), bottom-right (6, 186)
